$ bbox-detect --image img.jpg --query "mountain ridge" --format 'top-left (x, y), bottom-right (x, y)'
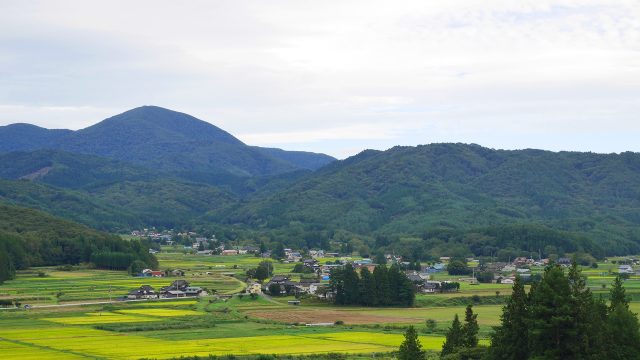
top-left (0, 106), bottom-right (336, 179)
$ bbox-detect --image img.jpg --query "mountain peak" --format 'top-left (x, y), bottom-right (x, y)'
top-left (79, 105), bottom-right (243, 146)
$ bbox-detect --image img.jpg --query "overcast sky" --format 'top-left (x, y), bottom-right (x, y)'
top-left (1, 1), bottom-right (639, 158)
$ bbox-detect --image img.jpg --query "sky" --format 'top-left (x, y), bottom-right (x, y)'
top-left (0, 1), bottom-right (639, 159)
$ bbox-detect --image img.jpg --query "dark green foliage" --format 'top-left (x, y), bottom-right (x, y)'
top-left (462, 305), bottom-right (479, 348)
top-left (271, 243), bottom-right (286, 260)
top-left (0, 106), bottom-right (334, 179)
top-left (0, 248), bottom-right (15, 284)
top-left (610, 275), bottom-right (629, 310)
top-left (128, 259), bottom-right (148, 275)
top-left (441, 314), bottom-right (464, 357)
top-left (0, 202), bottom-right (156, 270)
top-left (248, 261), bottom-right (273, 282)
top-left (487, 276), bottom-right (529, 360)
top-left (268, 283), bottom-right (282, 296)
top-left (398, 325), bottom-right (425, 360)
top-left (487, 265), bottom-right (640, 360)
top-left (214, 143), bottom-right (640, 256)
top-left (447, 259), bottom-right (471, 275)
top-left (330, 264), bottom-right (414, 307)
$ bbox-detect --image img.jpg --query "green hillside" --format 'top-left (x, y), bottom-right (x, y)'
top-left (0, 106), bottom-right (336, 181)
top-left (0, 202), bottom-right (157, 283)
top-left (208, 144), bottom-right (640, 255)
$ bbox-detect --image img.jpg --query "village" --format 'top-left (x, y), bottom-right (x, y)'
top-left (127, 230), bottom-right (640, 301)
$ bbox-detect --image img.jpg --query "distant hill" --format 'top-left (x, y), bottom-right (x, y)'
top-left (0, 106), bottom-right (335, 180)
top-left (0, 201), bottom-right (157, 279)
top-left (0, 123), bottom-right (71, 152)
top-left (253, 147), bottom-right (337, 171)
top-left (209, 143), bottom-right (640, 255)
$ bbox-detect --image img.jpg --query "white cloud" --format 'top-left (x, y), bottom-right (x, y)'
top-left (0, 0), bottom-right (639, 158)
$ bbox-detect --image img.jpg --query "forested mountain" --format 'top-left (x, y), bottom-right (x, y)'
top-left (0, 150), bottom-right (153, 189)
top-left (0, 202), bottom-right (156, 283)
top-left (2, 107), bottom-right (640, 259)
top-left (208, 144), bottom-right (640, 255)
top-left (0, 123), bottom-right (71, 152)
top-left (0, 106), bottom-right (336, 180)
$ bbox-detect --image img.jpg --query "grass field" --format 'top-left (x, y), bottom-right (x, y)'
top-left (0, 266), bottom-right (245, 304)
top-left (2, 253), bottom-right (640, 359)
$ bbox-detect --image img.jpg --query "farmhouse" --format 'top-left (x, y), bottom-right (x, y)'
top-left (619, 265), bottom-right (634, 274)
top-left (246, 282), bottom-right (262, 294)
top-left (222, 249), bottom-right (239, 256)
top-left (127, 285), bottom-right (157, 299)
top-left (171, 269), bottom-right (185, 277)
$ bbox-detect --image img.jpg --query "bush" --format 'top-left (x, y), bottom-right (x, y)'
top-left (334, 320), bottom-right (345, 325)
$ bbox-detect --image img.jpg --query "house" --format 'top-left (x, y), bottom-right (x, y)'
top-left (197, 250), bottom-right (213, 255)
top-left (557, 258), bottom-right (572, 266)
top-left (619, 265), bottom-right (634, 274)
top-left (439, 257), bottom-right (451, 262)
top-left (165, 290), bottom-right (187, 298)
top-left (127, 285), bottom-right (157, 300)
top-left (247, 282), bottom-right (262, 294)
top-left (150, 271), bottom-right (164, 277)
top-left (161, 280), bottom-right (190, 293)
top-left (501, 278), bottom-right (515, 284)
top-left (222, 250), bottom-right (239, 256)
top-left (501, 265), bottom-right (516, 272)
top-left (421, 282), bottom-right (439, 294)
top-left (171, 269), bottom-right (185, 277)
top-left (185, 287), bottom-right (205, 297)
top-left (141, 269), bottom-right (153, 276)
top-left (516, 268), bottom-right (530, 274)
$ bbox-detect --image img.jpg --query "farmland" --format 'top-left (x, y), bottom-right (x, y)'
top-left (1, 254), bottom-right (640, 359)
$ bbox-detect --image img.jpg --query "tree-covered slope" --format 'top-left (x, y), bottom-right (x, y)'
top-left (0, 149), bottom-right (153, 189)
top-left (0, 202), bottom-right (157, 280)
top-left (0, 106), bottom-right (336, 180)
top-left (0, 123), bottom-right (71, 152)
top-left (209, 144), bottom-right (640, 252)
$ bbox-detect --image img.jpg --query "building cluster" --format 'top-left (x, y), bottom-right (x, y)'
top-left (126, 280), bottom-right (206, 299)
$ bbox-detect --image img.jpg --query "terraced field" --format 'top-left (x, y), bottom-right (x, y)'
top-left (0, 300), bottom-right (457, 359)
top-left (0, 267), bottom-right (245, 304)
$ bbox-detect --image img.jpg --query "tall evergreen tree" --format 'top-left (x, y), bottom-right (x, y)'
top-left (527, 265), bottom-right (578, 359)
top-left (606, 275), bottom-right (640, 360)
top-left (373, 265), bottom-right (391, 306)
top-left (441, 314), bottom-right (464, 358)
top-left (359, 267), bottom-right (376, 306)
top-left (398, 325), bottom-right (425, 360)
top-left (0, 249), bottom-right (15, 284)
top-left (610, 275), bottom-right (629, 310)
top-left (487, 276), bottom-right (529, 360)
top-left (463, 305), bottom-right (479, 347)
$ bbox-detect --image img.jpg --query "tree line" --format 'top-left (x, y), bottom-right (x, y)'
top-left (0, 203), bottom-right (157, 283)
top-left (397, 263), bottom-right (640, 359)
top-left (329, 263), bottom-right (415, 307)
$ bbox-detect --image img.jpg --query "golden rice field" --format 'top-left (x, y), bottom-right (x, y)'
top-left (0, 325), bottom-right (452, 359)
top-left (116, 308), bottom-right (202, 317)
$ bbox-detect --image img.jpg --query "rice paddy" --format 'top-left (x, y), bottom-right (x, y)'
top-left (2, 254), bottom-right (640, 359)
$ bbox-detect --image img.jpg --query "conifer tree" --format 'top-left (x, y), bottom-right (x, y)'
top-left (359, 267), bottom-right (376, 306)
top-left (441, 314), bottom-right (464, 357)
top-left (606, 275), bottom-right (640, 360)
top-left (527, 265), bottom-right (577, 359)
top-left (398, 325), bottom-right (425, 360)
top-left (487, 276), bottom-right (529, 360)
top-left (610, 275), bottom-right (629, 310)
top-left (373, 265), bottom-right (391, 306)
top-left (463, 304), bottom-right (479, 347)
